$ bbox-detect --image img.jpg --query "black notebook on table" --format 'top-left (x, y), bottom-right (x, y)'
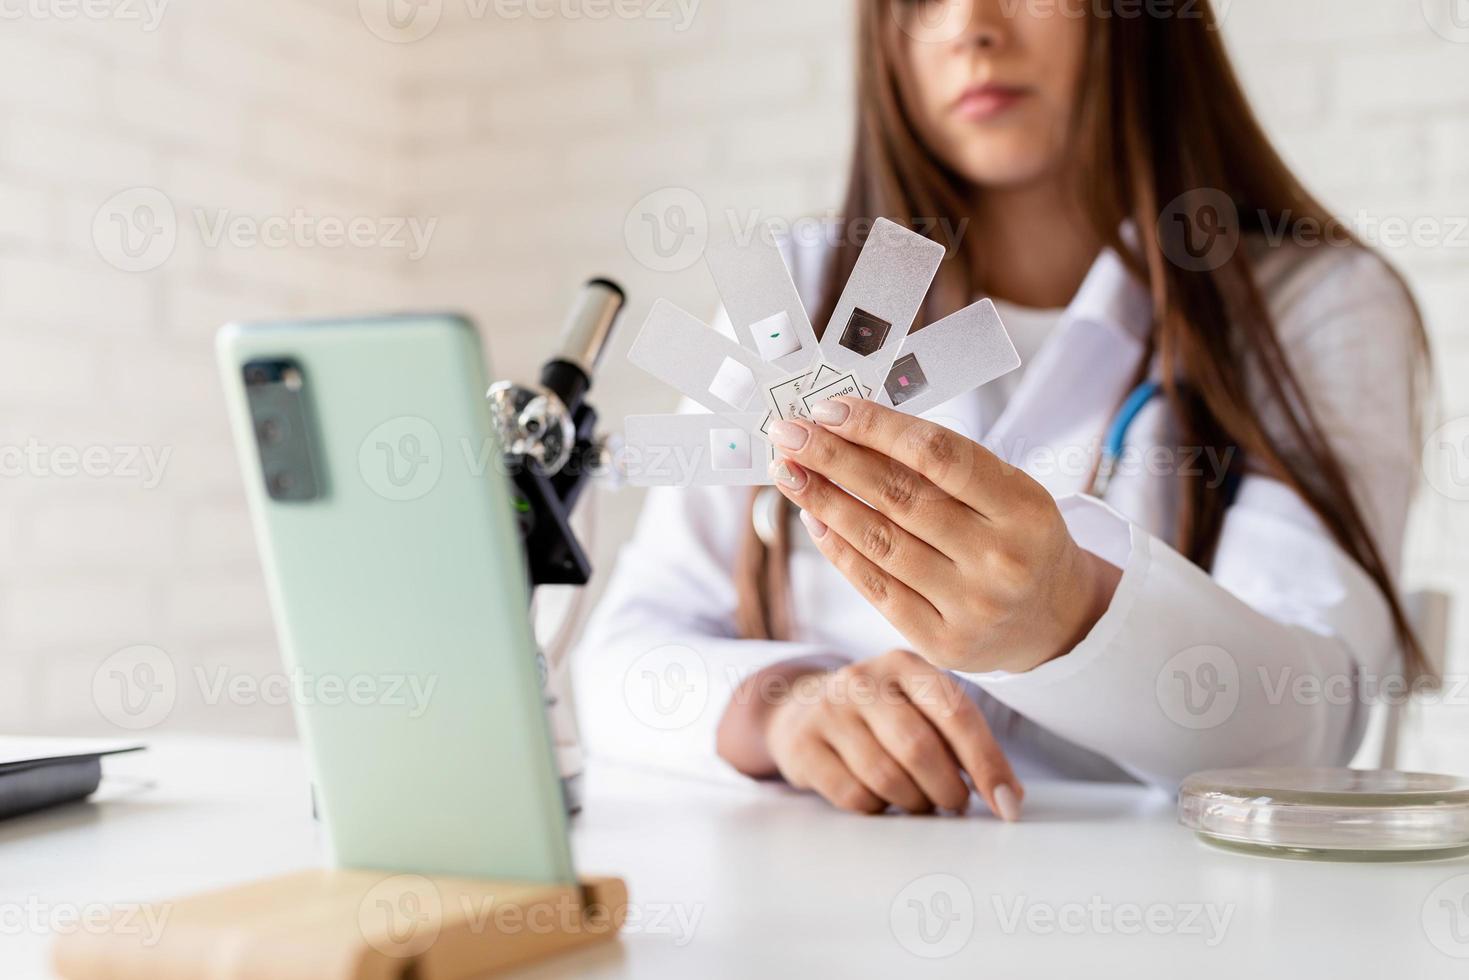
top-left (0, 739), bottom-right (144, 820)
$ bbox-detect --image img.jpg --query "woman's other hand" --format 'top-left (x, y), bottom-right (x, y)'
top-left (716, 649), bottom-right (1023, 820)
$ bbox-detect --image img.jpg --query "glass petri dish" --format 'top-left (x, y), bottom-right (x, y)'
top-left (1178, 768), bottom-right (1469, 862)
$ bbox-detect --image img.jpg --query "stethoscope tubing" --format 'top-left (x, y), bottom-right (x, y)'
top-left (1094, 379), bottom-right (1164, 497)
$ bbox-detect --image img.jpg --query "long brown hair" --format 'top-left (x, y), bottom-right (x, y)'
top-left (735, 0), bottom-right (1431, 677)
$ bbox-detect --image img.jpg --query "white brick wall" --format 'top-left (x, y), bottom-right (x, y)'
top-left (0, 0), bottom-right (415, 736)
top-left (3, 1), bottom-right (1467, 761)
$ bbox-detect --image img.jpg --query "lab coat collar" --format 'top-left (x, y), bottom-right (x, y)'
top-left (1068, 245), bottom-right (1153, 342)
top-left (980, 246), bottom-right (1154, 498)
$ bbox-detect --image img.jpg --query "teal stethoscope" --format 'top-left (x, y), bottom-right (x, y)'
top-left (1090, 379), bottom-right (1164, 497)
top-left (1089, 378), bottom-right (1242, 503)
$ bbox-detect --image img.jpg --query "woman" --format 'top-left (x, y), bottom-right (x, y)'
top-left (573, 0), bottom-right (1429, 822)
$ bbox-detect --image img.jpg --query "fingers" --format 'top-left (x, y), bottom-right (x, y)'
top-left (767, 417), bottom-right (975, 550)
top-left (772, 460), bottom-right (945, 645)
top-left (825, 714), bottom-right (932, 814)
top-left (784, 740), bottom-right (887, 815)
top-left (770, 454), bottom-right (954, 584)
top-left (783, 703), bottom-right (965, 815)
top-left (859, 698), bottom-right (973, 812)
top-left (804, 398), bottom-right (1020, 518)
top-left (895, 661), bottom-right (1023, 822)
top-left (769, 654), bottom-right (1023, 820)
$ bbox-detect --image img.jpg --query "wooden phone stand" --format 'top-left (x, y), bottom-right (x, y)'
top-left (52, 870), bottom-right (627, 980)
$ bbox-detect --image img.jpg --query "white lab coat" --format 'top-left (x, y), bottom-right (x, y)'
top-left (572, 233), bottom-right (1420, 790)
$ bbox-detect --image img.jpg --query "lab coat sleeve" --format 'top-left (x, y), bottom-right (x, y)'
top-left (570, 478), bottom-right (847, 781)
top-left (965, 248), bottom-right (1420, 790)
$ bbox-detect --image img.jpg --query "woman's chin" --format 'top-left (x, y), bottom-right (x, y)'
top-left (925, 127), bottom-right (1060, 191)
top-left (946, 152), bottom-right (1056, 193)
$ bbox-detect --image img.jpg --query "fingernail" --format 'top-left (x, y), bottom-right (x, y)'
top-left (770, 459), bottom-right (806, 490)
top-left (992, 784), bottom-right (1023, 823)
top-left (768, 420), bottom-right (808, 450)
top-left (799, 509), bottom-right (827, 538)
top-left (810, 399), bottom-right (850, 425)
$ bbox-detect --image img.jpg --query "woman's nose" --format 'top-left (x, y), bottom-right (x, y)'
top-left (942, 0), bottom-right (1012, 53)
top-left (970, 23), bottom-right (1004, 50)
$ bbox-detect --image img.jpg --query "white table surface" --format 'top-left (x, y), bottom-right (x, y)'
top-left (4, 736), bottom-right (1468, 978)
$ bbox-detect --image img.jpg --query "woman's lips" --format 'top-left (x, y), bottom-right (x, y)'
top-left (952, 84), bottom-right (1030, 121)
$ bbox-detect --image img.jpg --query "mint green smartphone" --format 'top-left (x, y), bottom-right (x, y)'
top-left (217, 313), bottom-right (575, 885)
